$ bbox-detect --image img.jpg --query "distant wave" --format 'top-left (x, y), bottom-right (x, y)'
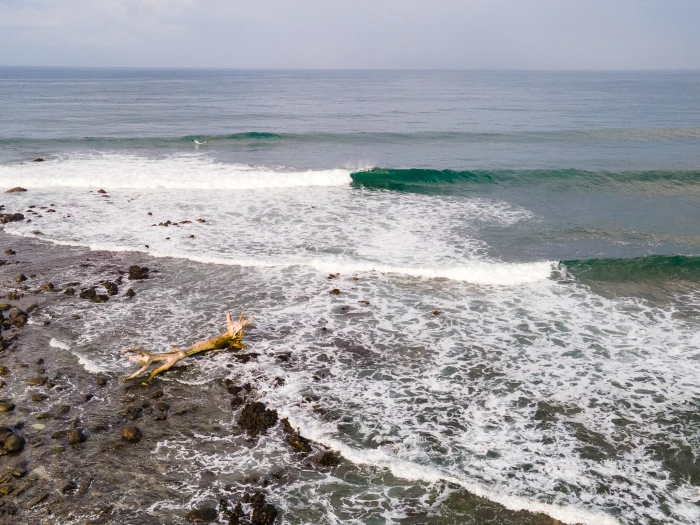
top-left (351, 167), bottom-right (700, 192)
top-left (2, 127), bottom-right (700, 148)
top-left (562, 255), bottom-right (700, 283)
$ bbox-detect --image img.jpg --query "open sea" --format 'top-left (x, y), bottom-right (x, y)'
top-left (1, 68), bottom-right (700, 524)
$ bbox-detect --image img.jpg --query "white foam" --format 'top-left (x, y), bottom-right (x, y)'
top-left (49, 337), bottom-right (70, 350)
top-left (0, 152), bottom-right (352, 190)
top-left (281, 411), bottom-right (619, 525)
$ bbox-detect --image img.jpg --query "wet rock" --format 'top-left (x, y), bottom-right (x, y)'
top-left (232, 352), bottom-right (259, 363)
top-left (103, 281), bottom-right (118, 295)
top-left (31, 394), bottom-right (48, 402)
top-left (91, 294), bottom-right (109, 303)
top-left (83, 393), bottom-right (94, 401)
top-left (185, 506), bottom-right (218, 523)
top-left (54, 404), bottom-right (71, 415)
top-left (0, 213), bottom-right (25, 223)
top-left (9, 307), bottom-right (28, 326)
top-left (121, 426), bottom-right (142, 441)
top-left (316, 451), bottom-right (340, 467)
top-left (68, 429), bottom-right (86, 445)
top-left (97, 189), bottom-right (107, 194)
top-left (6, 187), bottom-right (28, 193)
top-left (281, 418), bottom-right (311, 453)
top-left (27, 376), bottom-right (47, 387)
top-left (125, 288), bottom-right (136, 298)
top-left (432, 310), bottom-right (441, 315)
top-left (0, 366), bottom-right (9, 376)
top-left (64, 287), bottom-right (75, 296)
top-left (128, 265), bottom-right (149, 280)
top-left (238, 402), bottom-right (278, 437)
top-left (120, 406), bottom-right (143, 420)
top-left (51, 431), bottom-right (67, 439)
top-left (330, 288), bottom-right (341, 295)
top-left (4, 434), bottom-right (24, 452)
top-left (155, 401), bottom-right (170, 412)
top-left (79, 287), bottom-right (97, 300)
top-left (4, 250), bottom-right (15, 256)
top-left (14, 274), bottom-right (27, 282)
top-left (249, 492), bottom-right (278, 525)
top-left (40, 283), bottom-right (54, 291)
top-left (0, 401), bottom-right (15, 412)
top-left (96, 375), bottom-right (108, 386)
top-left (26, 303), bottom-right (38, 313)
top-left (150, 390), bottom-right (164, 399)
top-left (32, 158), bottom-right (44, 162)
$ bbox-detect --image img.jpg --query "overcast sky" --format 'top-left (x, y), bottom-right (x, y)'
top-left (1, 0), bottom-right (699, 69)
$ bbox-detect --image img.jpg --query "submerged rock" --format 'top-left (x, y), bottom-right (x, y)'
top-left (185, 506), bottom-right (218, 523)
top-left (238, 402), bottom-right (278, 437)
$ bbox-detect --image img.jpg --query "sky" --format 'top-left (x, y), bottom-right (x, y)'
top-left (0, 0), bottom-right (699, 70)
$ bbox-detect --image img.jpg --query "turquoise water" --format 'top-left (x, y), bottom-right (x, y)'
top-left (1, 68), bottom-right (700, 524)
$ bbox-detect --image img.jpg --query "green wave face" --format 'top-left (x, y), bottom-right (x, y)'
top-left (562, 255), bottom-right (700, 283)
top-left (350, 168), bottom-right (700, 192)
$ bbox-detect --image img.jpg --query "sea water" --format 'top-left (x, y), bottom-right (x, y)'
top-left (1, 68), bottom-right (700, 524)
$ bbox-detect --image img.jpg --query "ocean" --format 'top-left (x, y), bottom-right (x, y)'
top-left (1, 68), bottom-right (700, 524)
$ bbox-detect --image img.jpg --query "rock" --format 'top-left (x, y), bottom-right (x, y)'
top-left (97, 189), bottom-right (107, 194)
top-left (103, 281), bottom-right (118, 295)
top-left (238, 402), bottom-right (278, 437)
top-left (14, 274), bottom-right (27, 282)
top-left (0, 401), bottom-right (15, 412)
top-left (120, 406), bottom-right (142, 420)
top-left (27, 377), bottom-right (47, 386)
top-left (0, 366), bottom-right (9, 376)
top-left (317, 451), bottom-right (340, 467)
top-left (155, 401), bottom-right (170, 411)
top-left (150, 390), bottom-right (164, 399)
top-left (95, 375), bottom-right (107, 386)
top-left (4, 434), bottom-right (24, 452)
top-left (282, 419), bottom-right (312, 453)
top-left (79, 287), bottom-right (97, 300)
top-left (185, 506), bottom-right (218, 523)
top-left (64, 287), bottom-right (75, 296)
top-left (54, 404), bottom-right (71, 415)
top-left (32, 158), bottom-right (44, 162)
top-left (31, 393), bottom-right (48, 402)
top-left (330, 288), bottom-right (341, 295)
top-left (6, 187), bottom-right (27, 193)
top-left (125, 288), bottom-right (136, 298)
top-left (197, 218), bottom-right (206, 223)
top-left (26, 492), bottom-right (48, 508)
top-left (68, 429), bottom-right (86, 445)
top-left (26, 303), bottom-right (38, 313)
top-left (128, 265), bottom-right (149, 280)
top-left (91, 294), bottom-right (109, 303)
top-left (0, 213), bottom-right (25, 224)
top-left (249, 492), bottom-right (278, 525)
top-left (9, 307), bottom-right (28, 326)
top-left (121, 426), bottom-right (142, 441)
top-left (40, 283), bottom-right (54, 291)
top-left (52, 431), bottom-right (68, 439)
top-left (4, 250), bottom-right (15, 256)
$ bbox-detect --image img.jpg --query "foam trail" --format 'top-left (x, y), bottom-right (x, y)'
top-left (281, 411), bottom-right (620, 525)
top-left (50, 338), bottom-right (106, 373)
top-left (5, 230), bottom-right (554, 286)
top-left (0, 153), bottom-right (353, 190)
top-left (49, 338), bottom-right (70, 350)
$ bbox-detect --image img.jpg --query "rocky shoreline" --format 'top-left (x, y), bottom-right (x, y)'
top-left (0, 226), bottom-right (571, 525)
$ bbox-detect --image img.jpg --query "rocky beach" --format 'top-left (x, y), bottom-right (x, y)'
top-left (0, 218), bottom-right (570, 525)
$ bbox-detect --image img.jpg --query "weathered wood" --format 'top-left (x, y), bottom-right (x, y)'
top-left (120, 312), bottom-right (253, 383)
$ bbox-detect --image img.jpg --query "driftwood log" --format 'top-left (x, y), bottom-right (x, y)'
top-left (120, 312), bottom-right (253, 383)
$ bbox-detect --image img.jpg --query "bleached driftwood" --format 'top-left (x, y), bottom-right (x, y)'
top-left (120, 312), bottom-right (253, 383)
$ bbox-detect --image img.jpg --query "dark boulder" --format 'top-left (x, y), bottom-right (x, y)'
top-left (103, 282), bottom-right (118, 295)
top-left (128, 265), bottom-right (149, 280)
top-left (79, 288), bottom-right (97, 300)
top-left (238, 402), bottom-right (278, 437)
top-left (4, 433), bottom-right (24, 452)
top-left (91, 294), bottom-right (109, 303)
top-left (125, 288), bottom-right (136, 298)
top-left (248, 492), bottom-right (278, 525)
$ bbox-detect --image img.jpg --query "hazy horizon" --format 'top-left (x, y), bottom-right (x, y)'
top-left (1, 0), bottom-right (699, 70)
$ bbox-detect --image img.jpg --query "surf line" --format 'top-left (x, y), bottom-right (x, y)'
top-left (281, 410), bottom-right (620, 525)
